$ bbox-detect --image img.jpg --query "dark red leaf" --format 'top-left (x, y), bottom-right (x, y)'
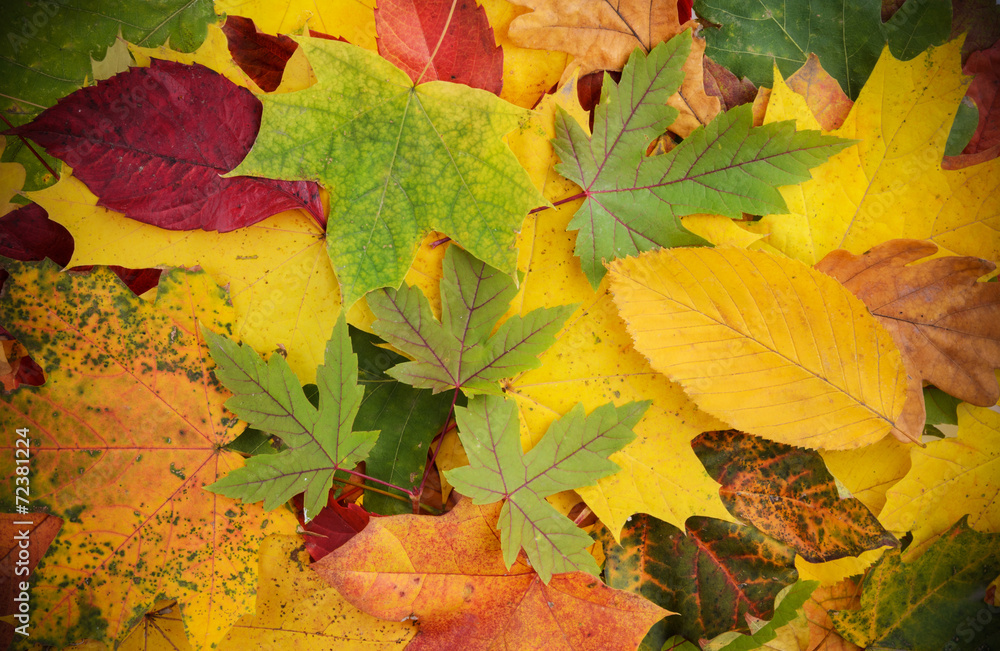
top-left (678, 0), bottom-right (693, 23)
top-left (223, 16), bottom-right (298, 93)
top-left (293, 493), bottom-right (370, 561)
top-left (703, 56), bottom-right (757, 111)
top-left (0, 203), bottom-right (73, 267)
top-left (375, 0), bottom-right (503, 93)
top-left (4, 59), bottom-right (325, 232)
top-left (962, 41), bottom-right (1000, 155)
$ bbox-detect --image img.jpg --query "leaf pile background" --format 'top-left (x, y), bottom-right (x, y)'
top-left (2, 1), bottom-right (999, 650)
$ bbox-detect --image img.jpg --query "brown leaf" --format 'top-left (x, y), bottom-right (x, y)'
top-left (666, 31), bottom-right (721, 137)
top-left (803, 578), bottom-right (862, 651)
top-left (784, 54), bottom-right (854, 131)
top-left (507, 0), bottom-right (682, 79)
top-left (703, 55), bottom-right (757, 110)
top-left (816, 239), bottom-right (1000, 407)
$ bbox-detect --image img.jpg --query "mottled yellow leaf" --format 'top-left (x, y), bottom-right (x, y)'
top-left (214, 0), bottom-right (378, 52)
top-left (119, 601), bottom-right (190, 651)
top-left (880, 404), bottom-right (1000, 558)
top-left (28, 172), bottom-right (339, 384)
top-left (752, 39), bottom-right (1000, 265)
top-left (608, 247), bottom-right (910, 450)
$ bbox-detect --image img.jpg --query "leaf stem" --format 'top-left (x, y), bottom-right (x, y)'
top-left (414, 0), bottom-right (459, 86)
top-left (528, 191), bottom-right (586, 214)
top-left (328, 474), bottom-right (441, 514)
top-left (412, 385), bottom-right (461, 513)
top-left (0, 112), bottom-right (60, 181)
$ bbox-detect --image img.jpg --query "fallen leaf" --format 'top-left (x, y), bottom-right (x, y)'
top-left (0, 202), bottom-right (73, 268)
top-left (709, 580), bottom-right (820, 651)
top-left (829, 517), bottom-right (1000, 649)
top-left (696, 0), bottom-right (951, 98)
top-left (960, 40), bottom-right (1000, 156)
top-left (214, 0), bottom-right (379, 51)
top-left (1, 513), bottom-right (61, 647)
top-left (693, 430), bottom-right (898, 562)
top-left (0, 261), bottom-right (297, 649)
top-left (217, 534), bottom-right (415, 649)
top-left (602, 514), bottom-right (799, 645)
top-left (802, 578), bottom-right (862, 651)
top-left (819, 436), bottom-right (912, 517)
top-left (118, 601), bottom-right (190, 651)
top-left (950, 0), bottom-right (1000, 62)
top-left (368, 245), bottom-right (575, 396)
top-left (295, 494), bottom-right (371, 561)
top-left (665, 31), bottom-right (722, 137)
top-left (446, 394), bottom-right (648, 580)
top-left (554, 32), bottom-right (852, 287)
top-left (783, 54), bottom-right (854, 131)
top-left (314, 498), bottom-right (669, 650)
top-left (879, 403), bottom-right (1000, 558)
top-left (607, 247), bottom-right (911, 449)
top-left (506, 0), bottom-right (682, 79)
top-left (376, 0), bottom-right (503, 93)
top-left (703, 55), bottom-right (757, 110)
top-left (205, 315), bottom-right (379, 520)
top-left (222, 16), bottom-right (298, 92)
top-left (753, 39), bottom-right (1000, 266)
top-left (230, 36), bottom-right (543, 305)
top-left (6, 59), bottom-right (325, 232)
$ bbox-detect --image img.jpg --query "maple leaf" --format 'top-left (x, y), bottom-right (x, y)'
top-left (602, 514), bottom-right (799, 645)
top-left (506, 0), bottom-right (682, 79)
top-left (693, 430), bottom-right (897, 562)
top-left (217, 534), bottom-right (415, 649)
top-left (781, 54), bottom-right (854, 131)
top-left (445, 394), bottom-right (648, 580)
top-left (229, 36), bottom-right (544, 306)
top-left (830, 517), bottom-right (1000, 649)
top-left (6, 59), bottom-right (325, 231)
top-left (368, 244), bottom-right (576, 396)
top-left (376, 0), bottom-right (503, 93)
top-left (293, 493), bottom-right (370, 561)
top-left (0, 0), bottom-right (216, 189)
top-left (1, 514), bottom-right (61, 647)
top-left (695, 0), bottom-right (951, 99)
top-left (214, 0), bottom-right (379, 52)
top-left (0, 260), bottom-right (296, 650)
top-left (553, 32), bottom-right (853, 287)
top-left (313, 499), bottom-right (669, 650)
top-left (752, 38), bottom-right (1000, 266)
top-left (204, 315), bottom-right (378, 521)
top-left (880, 403), bottom-right (1000, 558)
top-left (608, 246), bottom-right (912, 449)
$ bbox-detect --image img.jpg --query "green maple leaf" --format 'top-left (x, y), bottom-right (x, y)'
top-left (445, 394), bottom-right (649, 582)
top-left (830, 516), bottom-right (1000, 649)
top-left (368, 245), bottom-right (576, 396)
top-left (203, 315), bottom-right (378, 521)
top-left (229, 36), bottom-right (545, 306)
top-left (553, 30), bottom-right (855, 288)
top-left (695, 0), bottom-right (951, 99)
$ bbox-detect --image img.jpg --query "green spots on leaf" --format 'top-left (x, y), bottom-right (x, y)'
top-left (169, 463), bottom-right (186, 480)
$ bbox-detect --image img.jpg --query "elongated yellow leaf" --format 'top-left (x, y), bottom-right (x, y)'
top-left (608, 247), bottom-right (908, 450)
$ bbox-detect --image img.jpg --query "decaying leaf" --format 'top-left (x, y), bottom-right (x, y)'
top-left (783, 54), bottom-right (854, 131)
top-left (446, 394), bottom-right (648, 580)
top-left (608, 246), bottom-right (911, 449)
top-left (314, 499), bottom-right (669, 650)
top-left (0, 260), bottom-right (296, 649)
top-left (693, 430), bottom-right (897, 562)
top-left (368, 245), bottom-right (575, 396)
top-left (230, 36), bottom-right (543, 305)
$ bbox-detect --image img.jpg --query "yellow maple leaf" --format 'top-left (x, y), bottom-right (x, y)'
top-left (503, 76), bottom-right (733, 537)
top-left (607, 247), bottom-right (910, 450)
top-left (215, 0), bottom-right (379, 52)
top-left (751, 38), bottom-right (1000, 266)
top-left (0, 136), bottom-right (26, 215)
top-left (879, 403), bottom-right (1000, 559)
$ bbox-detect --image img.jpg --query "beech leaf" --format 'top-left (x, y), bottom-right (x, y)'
top-left (369, 245), bottom-right (576, 396)
top-left (553, 32), bottom-right (853, 287)
top-left (204, 315), bottom-right (379, 521)
top-left (607, 247), bottom-right (911, 449)
top-left (313, 499), bottom-right (669, 650)
top-left (445, 394), bottom-right (648, 581)
top-left (229, 36), bottom-right (544, 306)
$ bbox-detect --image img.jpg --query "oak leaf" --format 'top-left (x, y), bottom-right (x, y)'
top-left (229, 36), bottom-right (543, 306)
top-left (693, 430), bottom-right (897, 562)
top-left (445, 394), bottom-right (648, 580)
top-left (313, 498), bottom-right (669, 650)
top-left (752, 39), bottom-right (1000, 266)
top-left (506, 0), bottom-right (682, 79)
top-left (7, 59), bottom-right (324, 232)
top-left (0, 261), bottom-right (296, 650)
top-left (553, 32), bottom-right (852, 287)
top-left (368, 245), bottom-right (575, 396)
top-left (204, 316), bottom-right (378, 521)
top-left (607, 247), bottom-right (911, 449)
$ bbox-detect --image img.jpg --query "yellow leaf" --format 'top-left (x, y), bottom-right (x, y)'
top-left (214, 0), bottom-right (378, 52)
top-left (217, 535), bottom-right (415, 649)
top-left (128, 23), bottom-right (316, 93)
top-left (119, 601), bottom-right (191, 651)
top-left (795, 547), bottom-right (887, 587)
top-left (752, 39), bottom-right (1000, 265)
top-left (680, 214), bottom-right (766, 250)
top-left (28, 173), bottom-right (340, 384)
top-left (879, 403), bottom-right (1000, 558)
top-left (607, 247), bottom-right (910, 450)
top-left (821, 436), bottom-right (912, 516)
top-left (0, 136), bottom-right (25, 214)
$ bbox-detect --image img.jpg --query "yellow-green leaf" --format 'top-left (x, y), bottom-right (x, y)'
top-left (607, 247), bottom-right (909, 450)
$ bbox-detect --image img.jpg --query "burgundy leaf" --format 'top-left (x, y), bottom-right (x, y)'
top-left (376, 0), bottom-right (503, 93)
top-left (962, 41), bottom-right (1000, 155)
top-left (293, 493), bottom-right (370, 561)
top-left (0, 203), bottom-right (73, 267)
top-left (703, 56), bottom-right (757, 111)
top-left (223, 16), bottom-right (298, 93)
top-left (4, 59), bottom-right (325, 232)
